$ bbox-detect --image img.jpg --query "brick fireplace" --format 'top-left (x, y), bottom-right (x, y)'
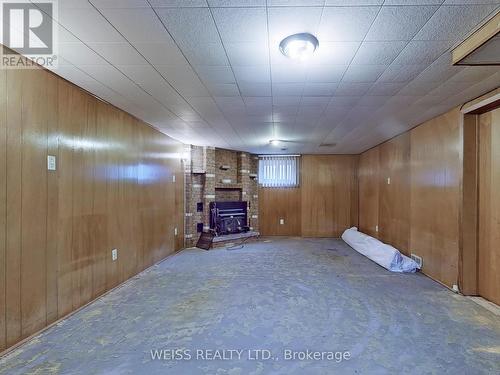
top-left (184, 145), bottom-right (259, 247)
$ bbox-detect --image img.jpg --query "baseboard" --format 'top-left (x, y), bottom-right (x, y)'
top-left (468, 296), bottom-right (500, 316)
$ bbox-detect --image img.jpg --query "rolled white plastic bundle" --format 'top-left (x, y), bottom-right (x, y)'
top-left (341, 227), bottom-right (419, 273)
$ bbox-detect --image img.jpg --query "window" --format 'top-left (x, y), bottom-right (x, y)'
top-left (258, 155), bottom-right (300, 188)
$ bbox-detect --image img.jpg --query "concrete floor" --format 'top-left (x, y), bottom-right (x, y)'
top-left (1, 237), bottom-right (499, 374)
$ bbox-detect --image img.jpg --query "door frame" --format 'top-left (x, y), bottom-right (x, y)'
top-left (460, 88), bottom-right (500, 295)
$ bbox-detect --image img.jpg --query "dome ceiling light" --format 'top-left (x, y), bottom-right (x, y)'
top-left (279, 33), bottom-right (319, 61)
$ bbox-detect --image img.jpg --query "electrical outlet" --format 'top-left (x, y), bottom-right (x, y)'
top-left (279, 218), bottom-right (285, 225)
top-left (47, 155), bottom-right (56, 171)
top-left (375, 225), bottom-right (379, 232)
top-left (111, 249), bottom-right (118, 261)
top-left (410, 253), bottom-right (423, 269)
top-left (174, 227), bottom-right (178, 236)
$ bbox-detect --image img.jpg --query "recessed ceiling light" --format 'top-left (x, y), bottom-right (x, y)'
top-left (279, 33), bottom-right (319, 61)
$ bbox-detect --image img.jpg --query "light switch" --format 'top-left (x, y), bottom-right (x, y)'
top-left (174, 227), bottom-right (178, 236)
top-left (387, 177), bottom-right (391, 185)
top-left (279, 218), bottom-right (285, 225)
top-left (172, 175), bottom-right (176, 183)
top-left (47, 155), bottom-right (56, 171)
top-left (111, 249), bottom-right (118, 261)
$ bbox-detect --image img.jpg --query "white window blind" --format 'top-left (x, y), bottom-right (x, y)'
top-left (258, 155), bottom-right (300, 188)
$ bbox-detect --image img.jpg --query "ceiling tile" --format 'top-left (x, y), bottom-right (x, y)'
top-left (155, 8), bottom-right (220, 48)
top-left (52, 64), bottom-right (100, 88)
top-left (273, 96), bottom-right (301, 106)
top-left (303, 83), bottom-right (338, 96)
top-left (206, 83), bottom-right (241, 96)
top-left (443, 0), bottom-right (499, 3)
top-left (187, 97), bottom-right (223, 115)
top-left (194, 66), bottom-right (236, 84)
top-left (306, 65), bottom-right (347, 83)
top-left (97, 8), bottom-right (172, 43)
top-left (272, 83), bottom-right (304, 96)
top-left (318, 7), bottom-right (380, 42)
top-left (182, 42), bottom-right (230, 66)
top-left (351, 41), bottom-right (407, 65)
top-left (116, 64), bottom-right (165, 85)
top-left (329, 96), bottom-right (362, 107)
top-left (243, 97), bottom-right (272, 115)
top-left (301, 96), bottom-right (331, 106)
top-left (325, 0), bottom-right (383, 4)
top-left (414, 5), bottom-right (499, 41)
top-left (412, 94), bottom-right (447, 106)
top-left (212, 8), bottom-right (267, 43)
top-left (342, 65), bottom-right (388, 83)
top-left (134, 42), bottom-right (187, 65)
top-left (367, 82), bottom-right (406, 96)
top-left (414, 53), bottom-right (464, 82)
top-left (382, 95), bottom-right (422, 108)
top-left (88, 43), bottom-right (147, 65)
top-left (244, 96), bottom-right (272, 105)
top-left (150, 0), bottom-right (208, 7)
top-left (90, 0), bottom-right (149, 8)
top-left (214, 96), bottom-right (245, 111)
top-left (59, 0), bottom-right (94, 9)
top-left (59, 42), bottom-right (108, 65)
top-left (57, 8), bottom-right (124, 42)
top-left (58, 25), bottom-right (80, 43)
top-left (233, 66), bottom-right (271, 83)
top-left (365, 6), bottom-right (439, 41)
top-left (77, 64), bottom-right (139, 94)
top-left (238, 83), bottom-right (272, 96)
top-left (383, 0), bottom-right (443, 4)
top-left (272, 106), bottom-right (299, 117)
top-left (433, 78), bottom-right (494, 99)
top-left (156, 65), bottom-right (210, 96)
top-left (268, 0), bottom-right (324, 6)
top-left (377, 64), bottom-right (427, 82)
top-left (391, 40), bottom-right (451, 65)
top-left (225, 42), bottom-right (269, 66)
top-left (334, 82), bottom-right (372, 96)
top-left (208, 1), bottom-right (266, 6)
top-left (397, 78), bottom-right (441, 95)
top-left (272, 65), bottom-right (307, 83)
top-left (449, 66), bottom-right (499, 83)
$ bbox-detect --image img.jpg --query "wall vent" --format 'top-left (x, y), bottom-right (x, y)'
top-left (411, 253), bottom-right (423, 269)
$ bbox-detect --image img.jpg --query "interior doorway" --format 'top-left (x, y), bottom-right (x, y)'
top-left (460, 89), bottom-right (500, 304)
top-left (478, 107), bottom-right (500, 305)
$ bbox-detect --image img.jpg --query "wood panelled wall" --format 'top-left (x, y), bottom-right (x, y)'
top-left (359, 108), bottom-right (462, 287)
top-left (379, 134), bottom-right (411, 253)
top-left (301, 155), bottom-right (358, 237)
top-left (0, 66), bottom-right (184, 352)
top-left (358, 147), bottom-right (379, 238)
top-left (259, 188), bottom-right (301, 236)
top-left (259, 155), bottom-right (358, 237)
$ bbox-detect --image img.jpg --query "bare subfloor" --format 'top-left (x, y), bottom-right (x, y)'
top-left (1, 238), bottom-right (499, 374)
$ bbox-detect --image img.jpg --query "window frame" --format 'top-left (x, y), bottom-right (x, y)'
top-left (258, 155), bottom-right (301, 188)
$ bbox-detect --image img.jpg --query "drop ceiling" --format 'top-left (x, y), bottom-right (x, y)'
top-left (36, 1), bottom-right (500, 153)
